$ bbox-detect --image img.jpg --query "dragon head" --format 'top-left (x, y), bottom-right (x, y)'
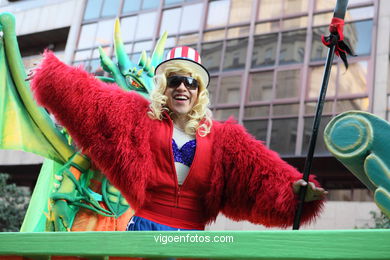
top-left (98, 19), bottom-right (167, 99)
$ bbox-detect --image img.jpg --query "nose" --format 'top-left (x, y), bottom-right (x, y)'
top-left (176, 82), bottom-right (187, 91)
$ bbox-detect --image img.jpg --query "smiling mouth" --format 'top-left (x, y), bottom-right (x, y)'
top-left (174, 95), bottom-right (189, 101)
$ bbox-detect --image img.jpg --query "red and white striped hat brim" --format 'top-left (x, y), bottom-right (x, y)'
top-left (155, 46), bottom-right (210, 87)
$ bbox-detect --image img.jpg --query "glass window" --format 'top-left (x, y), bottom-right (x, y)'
top-left (95, 19), bottom-right (115, 46)
top-left (74, 50), bottom-right (92, 61)
top-left (124, 43), bottom-right (133, 54)
top-left (279, 29), bottom-right (306, 65)
top-left (315, 0), bottom-right (337, 10)
top-left (208, 77), bottom-right (218, 105)
top-left (255, 22), bottom-right (280, 34)
top-left (135, 12), bottom-right (157, 40)
top-left (84, 0), bottom-right (102, 20)
top-left (201, 41), bottom-right (223, 73)
top-left (338, 61), bottom-right (368, 96)
top-left (178, 34), bottom-right (198, 45)
top-left (243, 120), bottom-right (268, 141)
top-left (346, 6), bottom-right (374, 22)
top-left (308, 65), bottom-right (337, 98)
top-left (305, 101), bottom-right (333, 115)
top-left (227, 26), bottom-right (250, 38)
top-left (89, 58), bottom-right (104, 76)
top-left (270, 118), bottom-right (297, 156)
top-left (122, 0), bottom-right (141, 13)
top-left (272, 104), bottom-right (300, 116)
top-left (92, 46), bottom-right (110, 58)
top-left (311, 26), bottom-right (327, 61)
top-left (258, 0), bottom-right (281, 20)
top-left (164, 37), bottom-right (176, 49)
top-left (284, 0), bottom-right (308, 15)
top-left (142, 0), bottom-right (159, 10)
top-left (282, 16), bottom-right (308, 30)
top-left (344, 20), bottom-right (373, 56)
top-left (223, 38), bottom-right (248, 71)
top-left (218, 75), bottom-right (242, 104)
top-left (203, 30), bottom-right (225, 42)
top-left (302, 116), bottom-right (332, 156)
top-left (313, 12), bottom-right (333, 26)
top-left (335, 98), bottom-right (369, 113)
top-left (121, 16), bottom-right (137, 42)
top-left (206, 0), bottom-right (229, 29)
top-left (180, 3), bottom-right (203, 33)
top-left (78, 23), bottom-right (98, 49)
top-left (244, 106), bottom-right (270, 118)
top-left (101, 0), bottom-right (120, 17)
top-left (160, 8), bottom-right (181, 36)
top-left (165, 0), bottom-right (183, 5)
top-left (133, 40), bottom-right (153, 53)
top-left (248, 71), bottom-right (274, 102)
top-left (229, 0), bottom-right (252, 24)
top-left (214, 108), bottom-right (239, 121)
top-left (275, 70), bottom-right (301, 99)
top-left (252, 33), bottom-right (278, 68)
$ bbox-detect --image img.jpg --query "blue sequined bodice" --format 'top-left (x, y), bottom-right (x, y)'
top-left (172, 139), bottom-right (196, 167)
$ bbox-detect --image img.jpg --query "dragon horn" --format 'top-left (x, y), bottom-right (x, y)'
top-left (114, 18), bottom-right (134, 75)
top-left (144, 57), bottom-right (151, 72)
top-left (138, 50), bottom-right (147, 67)
top-left (150, 31), bottom-right (168, 73)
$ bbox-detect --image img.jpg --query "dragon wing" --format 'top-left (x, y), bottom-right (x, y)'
top-left (0, 12), bottom-right (89, 169)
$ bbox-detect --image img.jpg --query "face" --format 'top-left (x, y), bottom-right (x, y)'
top-left (164, 73), bottom-right (199, 116)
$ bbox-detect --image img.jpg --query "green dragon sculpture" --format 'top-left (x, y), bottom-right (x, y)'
top-left (0, 12), bottom-right (167, 232)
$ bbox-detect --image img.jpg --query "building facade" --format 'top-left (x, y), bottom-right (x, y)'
top-left (1, 0), bottom-right (389, 229)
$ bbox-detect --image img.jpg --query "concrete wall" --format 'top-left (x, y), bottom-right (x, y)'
top-left (3, 0), bottom-right (81, 36)
top-left (207, 201), bottom-right (380, 230)
top-left (373, 0), bottom-right (390, 119)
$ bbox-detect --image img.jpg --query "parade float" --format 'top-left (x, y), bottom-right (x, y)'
top-left (0, 0), bottom-right (389, 258)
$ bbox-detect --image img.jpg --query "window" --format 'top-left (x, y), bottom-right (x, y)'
top-left (252, 33), bottom-right (278, 67)
top-left (248, 71), bottom-right (274, 102)
top-left (275, 70), bottom-right (301, 99)
top-left (201, 41), bottom-right (223, 73)
top-left (78, 23), bottom-right (98, 49)
top-left (206, 0), bottom-right (229, 29)
top-left (279, 29), bottom-right (306, 65)
top-left (122, 0), bottom-right (141, 13)
top-left (229, 0), bottom-right (252, 24)
top-left (308, 65), bottom-right (337, 98)
top-left (223, 38), bottom-right (248, 71)
top-left (258, 0), bottom-right (282, 20)
top-left (284, 0), bottom-right (308, 15)
top-left (180, 3), bottom-right (203, 33)
top-left (243, 120), bottom-right (268, 141)
top-left (84, 0), bottom-right (103, 20)
top-left (135, 12), bottom-right (157, 40)
top-left (302, 116), bottom-right (332, 155)
top-left (160, 8), bottom-right (181, 35)
top-left (270, 118), bottom-right (298, 156)
top-left (218, 75), bottom-right (242, 104)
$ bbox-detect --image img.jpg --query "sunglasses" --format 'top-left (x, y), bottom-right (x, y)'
top-left (166, 76), bottom-right (199, 90)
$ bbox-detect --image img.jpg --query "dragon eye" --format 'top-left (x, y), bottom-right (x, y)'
top-left (125, 76), bottom-right (140, 88)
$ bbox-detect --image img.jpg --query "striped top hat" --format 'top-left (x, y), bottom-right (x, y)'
top-left (155, 46), bottom-right (210, 88)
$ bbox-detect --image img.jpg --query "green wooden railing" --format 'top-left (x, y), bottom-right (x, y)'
top-left (0, 230), bottom-right (390, 259)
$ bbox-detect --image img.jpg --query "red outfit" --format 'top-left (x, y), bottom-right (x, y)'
top-left (32, 52), bottom-right (323, 229)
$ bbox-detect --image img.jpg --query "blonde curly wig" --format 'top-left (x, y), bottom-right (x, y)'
top-left (148, 60), bottom-right (212, 137)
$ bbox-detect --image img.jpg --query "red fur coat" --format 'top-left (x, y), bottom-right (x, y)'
top-left (31, 51), bottom-right (323, 228)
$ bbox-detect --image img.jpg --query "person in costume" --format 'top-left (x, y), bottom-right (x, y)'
top-left (30, 46), bottom-right (327, 231)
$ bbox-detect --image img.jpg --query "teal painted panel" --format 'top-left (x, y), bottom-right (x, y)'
top-left (324, 111), bottom-right (390, 217)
